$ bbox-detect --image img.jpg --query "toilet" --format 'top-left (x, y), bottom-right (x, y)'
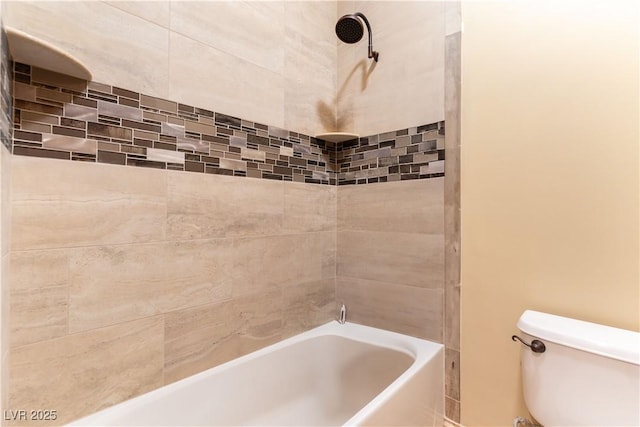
top-left (516, 310), bottom-right (640, 426)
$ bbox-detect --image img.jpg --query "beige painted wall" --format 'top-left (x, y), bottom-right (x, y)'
top-left (4, 1), bottom-right (337, 136)
top-left (460, 1), bottom-right (640, 425)
top-left (8, 156), bottom-right (336, 425)
top-left (336, 1), bottom-right (445, 135)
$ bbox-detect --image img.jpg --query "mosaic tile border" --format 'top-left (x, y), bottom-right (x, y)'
top-left (0, 29), bottom-right (12, 151)
top-left (336, 122), bottom-right (445, 185)
top-left (12, 62), bottom-right (336, 185)
top-left (11, 61), bottom-right (444, 185)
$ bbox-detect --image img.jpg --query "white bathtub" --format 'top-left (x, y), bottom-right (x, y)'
top-left (69, 322), bottom-right (444, 426)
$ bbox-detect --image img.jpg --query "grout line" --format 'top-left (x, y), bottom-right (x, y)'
top-left (444, 416), bottom-right (463, 427)
top-left (9, 230), bottom-right (339, 253)
top-left (336, 274), bottom-right (444, 293)
top-left (10, 313), bottom-right (166, 352)
top-left (104, 2), bottom-right (171, 31)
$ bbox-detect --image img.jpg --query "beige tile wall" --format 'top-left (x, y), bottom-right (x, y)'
top-left (1, 1), bottom-right (12, 415)
top-left (10, 317), bottom-right (165, 426)
top-left (336, 178), bottom-right (444, 342)
top-left (0, 145), bottom-right (11, 417)
top-left (5, 2), bottom-right (170, 98)
top-left (8, 156), bottom-right (337, 425)
top-left (444, 1), bottom-right (462, 421)
top-left (336, 1), bottom-right (445, 135)
top-left (5, 1), bottom-right (449, 138)
top-left (7, 162), bottom-right (447, 424)
top-left (4, 1), bottom-right (337, 137)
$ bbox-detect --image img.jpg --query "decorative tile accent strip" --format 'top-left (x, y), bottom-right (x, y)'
top-left (10, 62), bottom-right (445, 185)
top-left (11, 62), bottom-right (336, 185)
top-left (1, 29), bottom-right (12, 151)
top-left (336, 122), bottom-right (445, 185)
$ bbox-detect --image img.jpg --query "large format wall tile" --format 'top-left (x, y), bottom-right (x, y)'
top-left (10, 286), bottom-right (67, 349)
top-left (9, 249), bottom-right (69, 292)
top-left (164, 299), bottom-right (237, 384)
top-left (284, 182), bottom-right (337, 232)
top-left (6, 155), bottom-right (445, 419)
top-left (282, 278), bottom-right (336, 337)
top-left (336, 177), bottom-right (445, 343)
top-left (338, 178), bottom-right (443, 233)
top-left (165, 276), bottom-right (332, 386)
top-left (225, 287), bottom-right (283, 357)
top-left (9, 316), bottom-right (164, 426)
top-left (283, 1), bottom-right (337, 134)
top-left (164, 288), bottom-right (283, 385)
top-left (4, 1), bottom-right (170, 98)
top-left (336, 277), bottom-right (443, 342)
top-left (232, 235), bottom-right (300, 297)
top-left (336, 1), bottom-right (445, 135)
top-left (170, 2), bottom-right (285, 74)
top-left (104, 1), bottom-right (171, 28)
top-left (68, 240), bottom-right (233, 333)
top-left (5, 1), bottom-right (339, 137)
top-left (337, 230), bottom-right (444, 288)
top-left (1, 253), bottom-right (8, 414)
top-left (11, 157), bottom-right (166, 250)
top-left (169, 32), bottom-right (285, 130)
top-left (232, 231), bottom-right (335, 297)
top-left (283, 9), bottom-right (337, 134)
top-left (167, 171), bottom-right (284, 240)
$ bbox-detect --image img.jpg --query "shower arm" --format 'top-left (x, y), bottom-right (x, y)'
top-left (355, 12), bottom-right (379, 62)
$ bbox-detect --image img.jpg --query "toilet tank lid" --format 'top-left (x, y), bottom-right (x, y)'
top-left (517, 310), bottom-right (640, 365)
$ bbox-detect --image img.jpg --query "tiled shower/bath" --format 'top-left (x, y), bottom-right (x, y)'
top-left (0, 1), bottom-right (462, 425)
top-left (2, 1), bottom-right (637, 426)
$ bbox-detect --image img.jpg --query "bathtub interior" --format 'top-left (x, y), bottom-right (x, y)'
top-left (69, 322), bottom-right (443, 427)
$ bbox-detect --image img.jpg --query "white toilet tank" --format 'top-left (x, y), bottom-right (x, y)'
top-left (516, 310), bottom-right (640, 427)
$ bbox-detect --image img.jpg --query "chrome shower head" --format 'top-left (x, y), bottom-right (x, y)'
top-left (335, 12), bottom-right (379, 62)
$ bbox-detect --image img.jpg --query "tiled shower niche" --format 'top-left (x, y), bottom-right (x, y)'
top-left (11, 62), bottom-right (445, 186)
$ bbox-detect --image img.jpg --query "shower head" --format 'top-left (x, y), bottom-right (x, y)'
top-left (335, 12), bottom-right (379, 62)
top-left (335, 14), bottom-right (364, 44)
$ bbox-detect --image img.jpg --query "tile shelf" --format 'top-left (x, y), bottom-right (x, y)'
top-left (315, 132), bottom-right (360, 143)
top-left (6, 27), bottom-right (92, 81)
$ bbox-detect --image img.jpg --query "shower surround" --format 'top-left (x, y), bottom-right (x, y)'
top-left (6, 62), bottom-right (446, 426)
top-left (1, 1), bottom-right (459, 424)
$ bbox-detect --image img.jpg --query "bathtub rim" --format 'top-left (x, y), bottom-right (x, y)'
top-left (336, 323), bottom-right (444, 426)
top-left (68, 321), bottom-right (444, 426)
